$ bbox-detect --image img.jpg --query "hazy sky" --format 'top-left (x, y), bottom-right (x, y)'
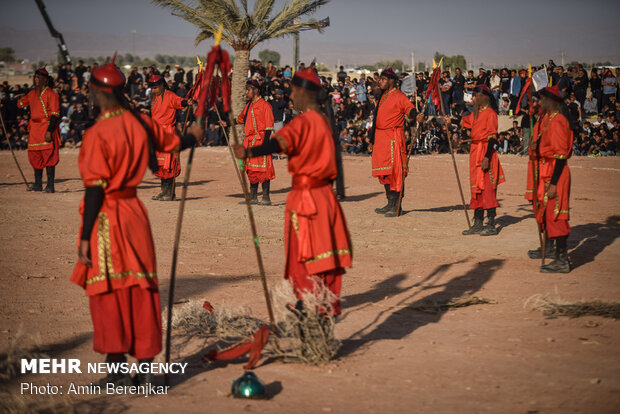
top-left (1, 0), bottom-right (619, 68)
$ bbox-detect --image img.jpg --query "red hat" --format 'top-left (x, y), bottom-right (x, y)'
top-left (246, 79), bottom-right (261, 90)
top-left (538, 85), bottom-right (564, 102)
top-left (473, 84), bottom-right (492, 96)
top-left (291, 68), bottom-right (321, 91)
top-left (519, 69), bottom-right (527, 75)
top-left (34, 67), bottom-right (49, 77)
top-left (380, 68), bottom-right (398, 81)
top-left (147, 75), bottom-right (164, 87)
top-left (90, 63), bottom-right (125, 92)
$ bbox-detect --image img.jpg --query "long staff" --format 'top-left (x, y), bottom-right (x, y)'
top-left (0, 113), bottom-right (29, 187)
top-left (527, 64), bottom-right (546, 265)
top-left (437, 90), bottom-right (471, 227)
top-left (217, 105), bottom-right (278, 337)
top-left (170, 108), bottom-right (193, 199)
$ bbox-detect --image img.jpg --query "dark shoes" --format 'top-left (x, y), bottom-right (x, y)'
top-left (27, 169), bottom-right (43, 191)
top-left (540, 246), bottom-right (571, 273)
top-left (528, 240), bottom-right (555, 259)
top-left (462, 219), bottom-right (484, 235)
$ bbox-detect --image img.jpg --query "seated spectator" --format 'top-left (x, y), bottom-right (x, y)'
top-left (60, 116), bottom-right (71, 144)
top-left (499, 93), bottom-right (510, 115)
top-left (583, 94), bottom-right (598, 116)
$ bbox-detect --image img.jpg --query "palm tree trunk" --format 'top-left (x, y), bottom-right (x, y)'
top-left (231, 49), bottom-right (250, 137)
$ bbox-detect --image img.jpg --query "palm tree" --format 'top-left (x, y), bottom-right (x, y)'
top-left (152, 0), bottom-right (329, 116)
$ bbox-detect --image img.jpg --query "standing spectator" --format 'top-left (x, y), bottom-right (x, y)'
top-left (439, 71), bottom-right (452, 115)
top-left (489, 69), bottom-right (500, 102)
top-left (452, 67), bottom-right (465, 112)
top-left (127, 67), bottom-right (142, 99)
top-left (337, 66), bottom-right (347, 84)
top-left (555, 66), bottom-right (570, 96)
top-left (590, 68), bottom-right (603, 113)
top-left (499, 68), bottom-right (511, 101)
top-left (573, 67), bottom-right (588, 107)
top-left (75, 60), bottom-right (87, 88)
top-left (270, 89), bottom-right (287, 131)
top-left (509, 69), bottom-right (521, 115)
top-left (356, 75), bottom-right (367, 103)
top-left (602, 68), bottom-right (617, 111)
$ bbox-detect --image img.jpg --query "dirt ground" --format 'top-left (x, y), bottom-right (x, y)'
top-left (1, 147), bottom-right (619, 413)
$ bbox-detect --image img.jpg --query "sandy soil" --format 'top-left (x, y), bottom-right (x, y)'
top-left (1, 147), bottom-right (619, 413)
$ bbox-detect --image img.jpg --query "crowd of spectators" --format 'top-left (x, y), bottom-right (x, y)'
top-left (1, 58), bottom-right (619, 157)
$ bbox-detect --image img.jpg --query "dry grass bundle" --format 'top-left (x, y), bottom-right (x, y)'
top-left (0, 331), bottom-right (46, 383)
top-left (0, 393), bottom-right (71, 414)
top-left (164, 280), bottom-right (340, 365)
top-left (527, 294), bottom-right (620, 319)
top-left (408, 295), bottom-right (497, 314)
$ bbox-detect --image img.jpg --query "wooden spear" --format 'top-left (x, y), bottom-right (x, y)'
top-left (0, 112), bottom-right (29, 187)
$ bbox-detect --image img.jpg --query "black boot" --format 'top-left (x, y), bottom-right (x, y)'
top-left (44, 166), bottom-right (55, 193)
top-left (528, 237), bottom-right (555, 259)
top-left (249, 183), bottom-right (259, 204)
top-left (27, 169), bottom-right (43, 191)
top-left (384, 191), bottom-right (401, 217)
top-left (480, 208), bottom-right (498, 236)
top-left (462, 209), bottom-right (484, 235)
top-left (162, 178), bottom-right (176, 201)
top-left (93, 354), bottom-right (132, 386)
top-left (133, 358), bottom-right (154, 386)
top-left (375, 184), bottom-right (391, 214)
top-left (259, 180), bottom-right (272, 205)
top-left (540, 236), bottom-right (571, 273)
top-left (152, 179), bottom-right (165, 200)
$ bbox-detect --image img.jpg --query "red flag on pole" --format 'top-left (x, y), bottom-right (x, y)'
top-left (423, 66), bottom-right (441, 109)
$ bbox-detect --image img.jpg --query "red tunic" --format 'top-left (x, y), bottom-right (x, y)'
top-left (526, 112), bottom-right (572, 238)
top-left (237, 97), bottom-right (276, 183)
top-left (462, 106), bottom-right (505, 209)
top-left (371, 88), bottom-right (414, 192)
top-left (17, 87), bottom-right (61, 169)
top-left (151, 90), bottom-right (184, 179)
top-left (274, 110), bottom-right (352, 315)
top-left (71, 107), bottom-right (180, 296)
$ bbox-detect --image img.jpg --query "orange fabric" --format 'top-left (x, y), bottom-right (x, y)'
top-left (526, 112), bottom-right (572, 224)
top-left (18, 87), bottom-right (61, 152)
top-left (287, 228), bottom-right (343, 316)
top-left (371, 88), bottom-right (414, 192)
top-left (28, 145), bottom-right (59, 169)
top-left (462, 107), bottom-right (505, 207)
top-left (151, 90), bottom-right (184, 178)
top-left (236, 97), bottom-right (275, 179)
top-left (274, 110), bottom-right (352, 277)
top-left (89, 285), bottom-right (162, 359)
top-left (204, 325), bottom-right (270, 370)
top-left (71, 108), bottom-right (180, 296)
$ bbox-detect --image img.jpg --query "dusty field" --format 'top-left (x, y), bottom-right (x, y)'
top-left (1, 147), bottom-right (619, 413)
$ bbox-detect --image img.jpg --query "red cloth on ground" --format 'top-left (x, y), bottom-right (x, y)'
top-left (462, 106), bottom-right (505, 209)
top-left (371, 88), bottom-right (414, 192)
top-left (28, 142), bottom-right (59, 169)
top-left (89, 285), bottom-right (162, 359)
top-left (204, 325), bottom-right (270, 370)
top-left (151, 90), bottom-right (184, 179)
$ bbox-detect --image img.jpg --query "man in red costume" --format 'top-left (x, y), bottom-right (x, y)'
top-left (526, 85), bottom-right (572, 273)
top-left (229, 79), bottom-right (276, 205)
top-left (457, 84), bottom-right (505, 236)
top-left (233, 68), bottom-right (351, 317)
top-left (370, 68), bottom-right (420, 217)
top-left (17, 68), bottom-right (61, 193)
top-left (149, 75), bottom-right (192, 201)
top-left (71, 61), bottom-right (203, 386)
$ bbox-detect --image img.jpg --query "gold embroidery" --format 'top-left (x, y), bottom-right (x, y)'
top-left (553, 154), bottom-right (568, 159)
top-left (372, 139), bottom-right (395, 171)
top-left (28, 142), bottom-right (51, 147)
top-left (97, 108), bottom-right (126, 122)
top-left (274, 134), bottom-right (288, 154)
top-left (290, 210), bottom-right (299, 234)
top-left (90, 179), bottom-right (109, 189)
top-left (304, 249), bottom-right (351, 264)
top-left (38, 87), bottom-right (49, 118)
top-left (87, 212), bottom-right (156, 286)
top-left (248, 155), bottom-right (267, 168)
